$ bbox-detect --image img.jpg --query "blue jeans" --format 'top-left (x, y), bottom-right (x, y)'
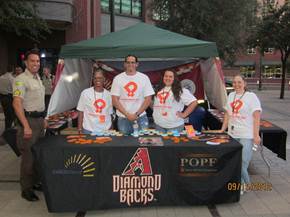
top-left (188, 106), bottom-right (206, 131)
top-left (82, 128), bottom-right (92, 134)
top-left (236, 138), bottom-right (253, 184)
top-left (117, 115), bottom-right (149, 135)
top-left (155, 124), bottom-right (184, 133)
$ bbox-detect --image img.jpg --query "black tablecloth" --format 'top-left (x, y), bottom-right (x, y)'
top-left (33, 135), bottom-right (242, 212)
top-left (205, 111), bottom-right (287, 160)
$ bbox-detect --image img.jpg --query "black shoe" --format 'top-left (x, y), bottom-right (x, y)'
top-left (33, 183), bottom-right (43, 191)
top-left (21, 189), bottom-right (39, 202)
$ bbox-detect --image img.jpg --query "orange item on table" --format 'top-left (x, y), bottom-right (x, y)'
top-left (185, 125), bottom-right (196, 137)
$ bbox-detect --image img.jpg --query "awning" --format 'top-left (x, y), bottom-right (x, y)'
top-left (262, 60), bottom-right (281, 66)
top-left (234, 61), bottom-right (255, 67)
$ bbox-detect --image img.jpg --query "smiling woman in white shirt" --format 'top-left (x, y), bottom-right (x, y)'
top-left (153, 70), bottom-right (197, 133)
top-left (219, 74), bottom-right (262, 194)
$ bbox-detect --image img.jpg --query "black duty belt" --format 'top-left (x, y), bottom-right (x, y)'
top-left (24, 111), bottom-right (45, 118)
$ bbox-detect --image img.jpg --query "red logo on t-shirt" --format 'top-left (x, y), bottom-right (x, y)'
top-left (157, 91), bottom-right (170, 104)
top-left (124, 81), bottom-right (138, 97)
top-left (230, 99), bottom-right (243, 114)
top-left (93, 99), bottom-right (106, 113)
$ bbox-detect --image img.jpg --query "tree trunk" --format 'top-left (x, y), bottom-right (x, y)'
top-left (279, 59), bottom-right (287, 99)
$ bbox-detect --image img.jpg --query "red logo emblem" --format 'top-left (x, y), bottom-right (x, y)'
top-left (93, 99), bottom-right (106, 113)
top-left (230, 99), bottom-right (243, 114)
top-left (157, 91), bottom-right (170, 104)
top-left (122, 148), bottom-right (152, 175)
top-left (124, 81), bottom-right (138, 97)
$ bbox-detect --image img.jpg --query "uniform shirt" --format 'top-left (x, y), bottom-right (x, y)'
top-left (0, 72), bottom-right (14, 94)
top-left (153, 87), bottom-right (196, 128)
top-left (111, 72), bottom-right (154, 118)
top-left (77, 87), bottom-right (113, 132)
top-left (42, 75), bottom-right (53, 95)
top-left (226, 91), bottom-right (262, 139)
top-left (12, 69), bottom-right (45, 112)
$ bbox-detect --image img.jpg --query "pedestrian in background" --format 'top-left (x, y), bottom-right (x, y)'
top-left (42, 66), bottom-right (53, 111)
top-left (0, 65), bottom-right (15, 130)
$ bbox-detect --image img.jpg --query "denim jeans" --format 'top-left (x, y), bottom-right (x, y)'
top-left (117, 115), bottom-right (149, 135)
top-left (235, 138), bottom-right (253, 184)
top-left (188, 106), bottom-right (206, 131)
top-left (155, 124), bottom-right (184, 133)
top-left (82, 128), bottom-right (92, 135)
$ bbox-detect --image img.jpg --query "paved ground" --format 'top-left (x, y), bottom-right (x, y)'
top-left (0, 89), bottom-right (289, 217)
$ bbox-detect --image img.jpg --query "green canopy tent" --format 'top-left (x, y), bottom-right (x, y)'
top-left (48, 23), bottom-right (226, 116)
top-left (60, 22), bottom-right (218, 59)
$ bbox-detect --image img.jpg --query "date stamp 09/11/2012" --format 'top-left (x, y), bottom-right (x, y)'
top-left (227, 182), bottom-right (273, 191)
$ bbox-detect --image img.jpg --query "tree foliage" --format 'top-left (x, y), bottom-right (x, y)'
top-left (248, 3), bottom-right (290, 99)
top-left (0, 0), bottom-right (50, 41)
top-left (151, 0), bottom-right (258, 64)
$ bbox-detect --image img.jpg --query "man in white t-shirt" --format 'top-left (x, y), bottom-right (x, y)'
top-left (111, 55), bottom-right (154, 135)
top-left (77, 69), bottom-right (113, 134)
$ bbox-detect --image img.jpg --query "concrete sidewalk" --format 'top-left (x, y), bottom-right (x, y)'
top-left (0, 90), bottom-right (289, 217)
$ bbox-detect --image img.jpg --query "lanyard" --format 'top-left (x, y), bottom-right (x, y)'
top-left (93, 88), bottom-right (104, 101)
top-left (160, 87), bottom-right (171, 116)
top-left (232, 91), bottom-right (246, 113)
top-left (161, 88), bottom-right (171, 104)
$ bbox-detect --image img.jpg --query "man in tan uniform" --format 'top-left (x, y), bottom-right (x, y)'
top-left (13, 49), bottom-right (46, 202)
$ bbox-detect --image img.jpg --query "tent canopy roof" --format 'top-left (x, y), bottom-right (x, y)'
top-left (60, 22), bottom-right (219, 59)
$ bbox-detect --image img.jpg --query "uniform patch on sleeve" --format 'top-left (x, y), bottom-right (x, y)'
top-left (15, 81), bottom-right (24, 86)
top-left (13, 89), bottom-right (22, 96)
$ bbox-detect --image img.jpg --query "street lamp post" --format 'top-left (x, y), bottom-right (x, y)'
top-left (259, 47), bottom-right (262, 91)
top-left (109, 0), bottom-right (115, 32)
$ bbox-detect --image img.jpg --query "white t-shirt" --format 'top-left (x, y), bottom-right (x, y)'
top-left (153, 87), bottom-right (196, 128)
top-left (110, 72), bottom-right (155, 117)
top-left (226, 91), bottom-right (262, 139)
top-left (77, 87), bottom-right (113, 132)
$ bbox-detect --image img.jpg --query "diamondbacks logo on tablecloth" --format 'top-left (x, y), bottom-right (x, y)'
top-left (53, 154), bottom-right (96, 177)
top-left (113, 148), bottom-right (161, 206)
top-left (179, 153), bottom-right (218, 177)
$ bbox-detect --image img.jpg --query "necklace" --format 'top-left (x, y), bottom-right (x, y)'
top-left (232, 91), bottom-right (246, 113)
top-left (159, 87), bottom-right (171, 116)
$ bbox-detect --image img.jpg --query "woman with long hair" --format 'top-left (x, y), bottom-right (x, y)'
top-left (219, 74), bottom-right (262, 194)
top-left (153, 70), bottom-right (197, 133)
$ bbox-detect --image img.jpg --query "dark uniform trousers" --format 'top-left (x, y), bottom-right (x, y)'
top-left (17, 117), bottom-right (44, 191)
top-left (0, 93), bottom-right (15, 130)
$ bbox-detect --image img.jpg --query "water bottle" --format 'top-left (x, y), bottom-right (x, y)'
top-left (143, 118), bottom-right (149, 130)
top-left (252, 144), bottom-right (259, 151)
top-left (68, 117), bottom-right (73, 128)
top-left (133, 121), bottom-right (139, 137)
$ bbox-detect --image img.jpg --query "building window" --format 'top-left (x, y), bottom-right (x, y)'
top-left (101, 0), bottom-right (142, 17)
top-left (240, 66), bottom-right (255, 78)
top-left (263, 65), bottom-right (282, 78)
top-left (247, 47), bottom-right (256, 55)
top-left (264, 47), bottom-right (274, 54)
